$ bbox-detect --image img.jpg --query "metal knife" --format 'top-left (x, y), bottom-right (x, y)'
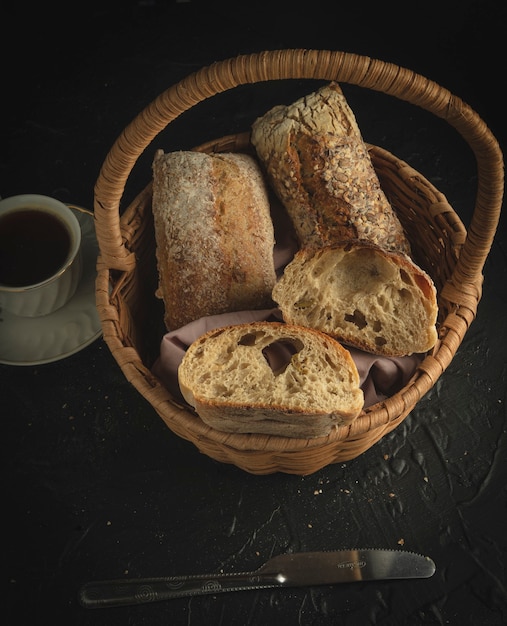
top-left (79, 549), bottom-right (435, 608)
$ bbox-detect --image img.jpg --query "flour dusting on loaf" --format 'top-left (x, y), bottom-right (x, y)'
top-left (152, 150), bottom-right (277, 330)
top-left (251, 82), bottom-right (411, 255)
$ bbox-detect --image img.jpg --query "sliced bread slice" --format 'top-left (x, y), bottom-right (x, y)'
top-left (272, 241), bottom-right (438, 357)
top-left (178, 321), bottom-right (364, 438)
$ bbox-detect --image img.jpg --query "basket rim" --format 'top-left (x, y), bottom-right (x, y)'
top-left (95, 136), bottom-right (473, 455)
top-left (93, 49), bottom-right (504, 473)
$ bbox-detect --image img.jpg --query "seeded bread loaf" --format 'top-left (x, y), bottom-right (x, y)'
top-left (251, 82), bottom-right (411, 255)
top-left (178, 321), bottom-right (364, 438)
top-left (152, 150), bottom-right (277, 330)
top-left (272, 241), bottom-right (438, 357)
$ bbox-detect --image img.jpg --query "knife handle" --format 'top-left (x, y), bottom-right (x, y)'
top-left (79, 571), bottom-right (280, 608)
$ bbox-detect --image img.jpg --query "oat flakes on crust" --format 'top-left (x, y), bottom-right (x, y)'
top-left (251, 82), bottom-right (411, 255)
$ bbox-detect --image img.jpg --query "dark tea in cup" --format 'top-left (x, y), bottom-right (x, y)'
top-left (0, 209), bottom-right (72, 287)
top-left (0, 194), bottom-right (82, 317)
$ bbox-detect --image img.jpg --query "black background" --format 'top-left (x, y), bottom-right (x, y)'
top-left (2, 1), bottom-right (506, 624)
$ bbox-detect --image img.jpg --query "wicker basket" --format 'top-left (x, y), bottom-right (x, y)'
top-left (94, 50), bottom-right (503, 475)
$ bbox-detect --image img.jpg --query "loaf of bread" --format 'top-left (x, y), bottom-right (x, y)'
top-left (272, 241), bottom-right (438, 357)
top-left (251, 82), bottom-right (411, 255)
top-left (152, 150), bottom-right (277, 330)
top-left (177, 321), bottom-right (364, 438)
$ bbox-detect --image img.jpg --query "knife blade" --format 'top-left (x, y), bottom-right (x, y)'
top-left (79, 549), bottom-right (435, 609)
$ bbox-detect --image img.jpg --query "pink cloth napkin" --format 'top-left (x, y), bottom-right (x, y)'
top-left (151, 307), bottom-right (422, 409)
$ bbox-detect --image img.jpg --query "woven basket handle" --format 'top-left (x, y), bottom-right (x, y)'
top-left (94, 49), bottom-right (503, 286)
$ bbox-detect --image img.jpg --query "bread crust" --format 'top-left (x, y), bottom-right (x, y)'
top-left (152, 150), bottom-right (277, 330)
top-left (178, 321), bottom-right (364, 438)
top-left (251, 82), bottom-right (411, 255)
top-left (272, 240), bottom-right (438, 357)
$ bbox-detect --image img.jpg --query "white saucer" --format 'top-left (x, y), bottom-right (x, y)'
top-left (0, 205), bottom-right (103, 365)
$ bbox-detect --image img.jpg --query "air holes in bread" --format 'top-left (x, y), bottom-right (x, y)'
top-left (262, 339), bottom-right (303, 376)
top-left (344, 309), bottom-right (367, 330)
top-left (237, 331), bottom-right (304, 376)
top-left (399, 268), bottom-right (413, 284)
top-left (294, 298), bottom-right (315, 311)
top-left (238, 330), bottom-right (266, 346)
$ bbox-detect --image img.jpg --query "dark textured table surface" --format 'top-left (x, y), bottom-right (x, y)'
top-left (2, 2), bottom-right (506, 624)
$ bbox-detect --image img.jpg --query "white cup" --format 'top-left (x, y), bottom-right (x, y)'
top-left (0, 194), bottom-right (83, 317)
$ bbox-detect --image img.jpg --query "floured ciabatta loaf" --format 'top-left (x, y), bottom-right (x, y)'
top-left (152, 150), bottom-right (277, 330)
top-left (272, 241), bottom-right (438, 357)
top-left (251, 82), bottom-right (411, 255)
top-left (178, 322), bottom-right (364, 438)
